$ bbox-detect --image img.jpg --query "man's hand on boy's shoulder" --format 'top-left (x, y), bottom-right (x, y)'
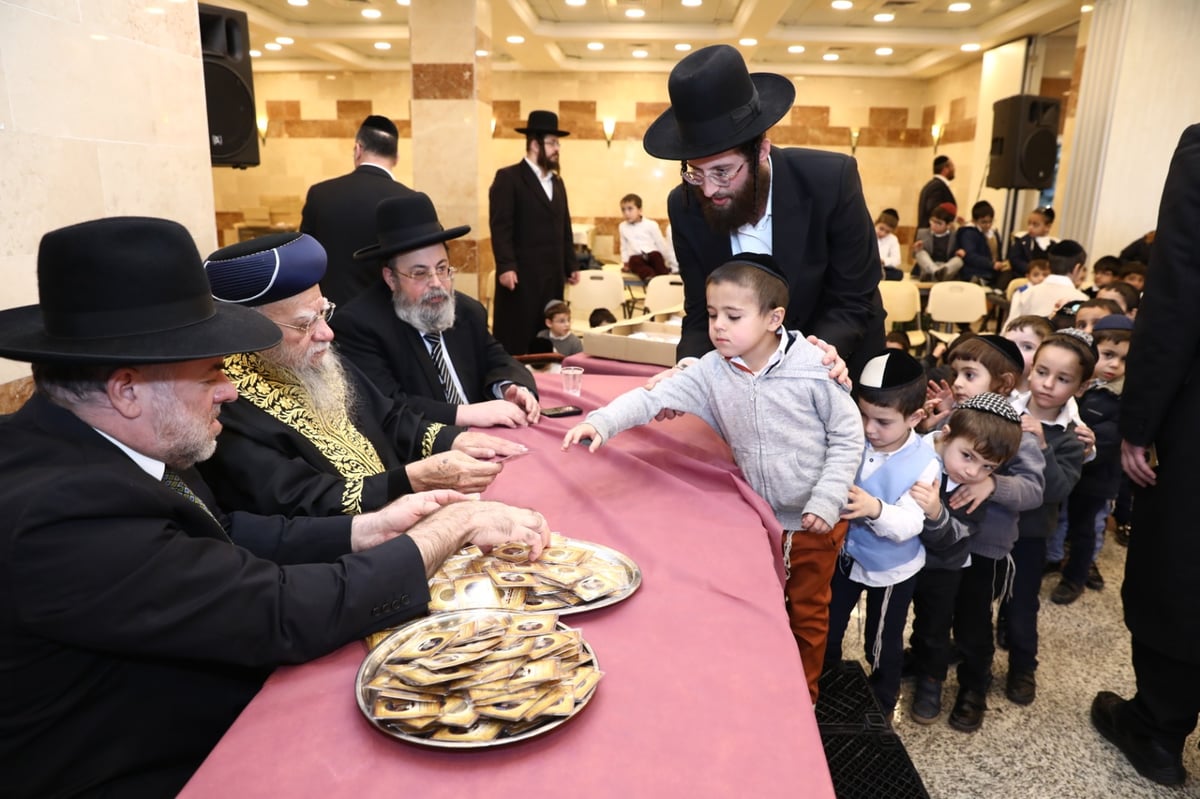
top-left (807, 336), bottom-right (850, 388)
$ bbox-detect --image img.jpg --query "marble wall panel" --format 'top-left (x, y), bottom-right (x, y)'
top-left (84, 0), bottom-right (201, 55)
top-left (413, 64), bottom-right (474, 100)
top-left (869, 108), bottom-right (909, 128)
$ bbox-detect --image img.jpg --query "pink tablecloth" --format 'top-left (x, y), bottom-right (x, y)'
top-left (181, 374), bottom-right (832, 799)
top-left (562, 352), bottom-right (667, 378)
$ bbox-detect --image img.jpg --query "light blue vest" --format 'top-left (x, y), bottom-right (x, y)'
top-left (843, 436), bottom-right (938, 572)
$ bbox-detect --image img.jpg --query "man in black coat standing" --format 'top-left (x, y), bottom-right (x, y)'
top-left (1092, 124), bottom-right (1200, 788)
top-left (488, 110), bottom-right (579, 355)
top-left (300, 115), bottom-right (414, 305)
top-left (916, 155), bottom-right (958, 232)
top-left (642, 44), bottom-right (883, 378)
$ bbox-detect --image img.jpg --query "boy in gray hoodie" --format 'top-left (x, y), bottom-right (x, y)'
top-left (562, 254), bottom-right (863, 702)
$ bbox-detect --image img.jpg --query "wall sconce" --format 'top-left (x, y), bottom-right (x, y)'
top-left (849, 128), bottom-right (860, 156)
top-left (602, 118), bottom-right (616, 148)
top-left (256, 114), bottom-right (269, 146)
top-left (931, 123), bottom-right (943, 154)
top-left (490, 117), bottom-right (497, 137)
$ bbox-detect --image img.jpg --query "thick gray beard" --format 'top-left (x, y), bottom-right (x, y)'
top-left (697, 160), bottom-right (770, 235)
top-left (261, 344), bottom-right (357, 423)
top-left (393, 286), bottom-right (456, 333)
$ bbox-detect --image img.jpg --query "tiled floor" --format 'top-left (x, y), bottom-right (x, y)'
top-left (834, 539), bottom-right (1200, 798)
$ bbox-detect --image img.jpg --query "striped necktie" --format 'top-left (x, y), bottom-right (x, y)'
top-left (162, 468), bottom-right (220, 526)
top-left (423, 332), bottom-right (466, 405)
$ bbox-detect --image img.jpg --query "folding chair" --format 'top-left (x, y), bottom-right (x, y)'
top-left (925, 281), bottom-right (988, 344)
top-left (566, 270), bottom-right (627, 333)
top-left (642, 274), bottom-right (685, 316)
top-left (877, 280), bottom-right (926, 352)
top-left (1005, 277), bottom-right (1029, 302)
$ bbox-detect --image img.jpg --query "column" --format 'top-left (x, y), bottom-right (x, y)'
top-left (409, 0), bottom-right (493, 296)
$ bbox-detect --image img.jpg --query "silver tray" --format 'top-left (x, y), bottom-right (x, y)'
top-left (427, 536), bottom-right (642, 616)
top-left (357, 609), bottom-right (601, 749)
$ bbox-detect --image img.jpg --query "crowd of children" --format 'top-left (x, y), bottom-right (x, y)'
top-left (557, 230), bottom-right (1147, 734)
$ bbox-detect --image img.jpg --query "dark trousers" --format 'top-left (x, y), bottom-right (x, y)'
top-left (1113, 475), bottom-right (1134, 527)
top-left (826, 565), bottom-right (918, 712)
top-left (626, 252), bottom-right (669, 283)
top-left (1064, 493), bottom-right (1108, 586)
top-left (954, 554), bottom-right (1007, 692)
top-left (910, 567), bottom-right (962, 682)
top-left (1002, 536), bottom-right (1046, 674)
top-left (1121, 637), bottom-right (1200, 755)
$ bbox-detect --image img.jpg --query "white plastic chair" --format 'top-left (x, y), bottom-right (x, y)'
top-left (642, 274), bottom-right (685, 317)
top-left (877, 280), bottom-right (926, 352)
top-left (566, 270), bottom-right (627, 332)
top-left (925, 281), bottom-right (989, 344)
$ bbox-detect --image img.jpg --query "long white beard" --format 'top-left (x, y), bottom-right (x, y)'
top-left (261, 343), bottom-right (357, 422)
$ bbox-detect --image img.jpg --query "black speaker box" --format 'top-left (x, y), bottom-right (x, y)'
top-left (199, 4), bottom-right (259, 168)
top-left (986, 95), bottom-right (1060, 189)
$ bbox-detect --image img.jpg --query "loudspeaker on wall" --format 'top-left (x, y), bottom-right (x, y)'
top-left (986, 95), bottom-right (1060, 190)
top-left (199, 3), bottom-right (259, 168)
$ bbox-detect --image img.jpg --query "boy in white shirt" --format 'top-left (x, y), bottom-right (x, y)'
top-left (618, 193), bottom-right (676, 283)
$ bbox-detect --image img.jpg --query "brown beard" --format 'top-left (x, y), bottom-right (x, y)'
top-left (696, 160), bottom-right (770, 235)
top-left (537, 148), bottom-right (560, 174)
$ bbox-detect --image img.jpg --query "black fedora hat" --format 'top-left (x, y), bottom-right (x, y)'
top-left (0, 217), bottom-right (281, 364)
top-left (353, 192), bottom-right (471, 262)
top-left (515, 109), bottom-right (570, 137)
top-left (643, 44), bottom-right (795, 161)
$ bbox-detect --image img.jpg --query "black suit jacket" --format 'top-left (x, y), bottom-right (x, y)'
top-left (198, 359), bottom-right (463, 518)
top-left (668, 146), bottom-right (885, 377)
top-left (916, 176), bottom-right (957, 228)
top-left (0, 395), bottom-right (430, 798)
top-left (488, 160), bottom-right (577, 354)
top-left (1119, 124), bottom-right (1200, 661)
top-left (332, 281), bottom-right (537, 423)
top-left (300, 164), bottom-right (414, 305)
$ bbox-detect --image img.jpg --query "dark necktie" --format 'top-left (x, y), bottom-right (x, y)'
top-left (423, 332), bottom-right (466, 405)
top-left (162, 468), bottom-right (220, 525)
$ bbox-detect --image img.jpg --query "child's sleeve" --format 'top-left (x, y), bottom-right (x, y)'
top-left (1041, 427), bottom-right (1085, 505)
top-left (585, 364), bottom-right (711, 443)
top-left (802, 379), bottom-right (867, 526)
top-left (990, 431), bottom-right (1046, 513)
top-left (866, 458), bottom-right (941, 542)
top-left (920, 506), bottom-right (973, 552)
top-left (618, 221), bottom-right (633, 266)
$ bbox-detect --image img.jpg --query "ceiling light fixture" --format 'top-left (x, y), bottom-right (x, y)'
top-left (374, 42), bottom-right (391, 50)
top-left (682, 0), bottom-right (703, 6)
top-left (287, 0), bottom-right (308, 6)
top-left (739, 38), bottom-right (757, 46)
top-left (632, 48), bottom-right (649, 58)
top-left (875, 47), bottom-right (893, 56)
top-left (625, 8), bottom-right (645, 18)
top-left (874, 12), bottom-right (894, 22)
top-left (675, 43), bottom-right (692, 52)
top-left (587, 41), bottom-right (604, 51)
top-left (831, 1), bottom-right (853, 10)
top-left (264, 42), bottom-right (282, 51)
top-left (396, 0), bottom-right (411, 5)
top-left (1080, 3), bottom-right (1094, 10)
top-left (788, 45), bottom-right (806, 54)
top-left (823, 53), bottom-right (839, 61)
top-left (475, 49), bottom-right (489, 57)
top-left (948, 2), bottom-right (971, 11)
top-left (249, 48), bottom-right (261, 57)
top-left (507, 35), bottom-right (525, 44)
top-left (275, 36), bottom-right (294, 45)
top-left (362, 8), bottom-right (382, 19)
top-left (960, 42), bottom-right (981, 51)
top-left (566, 0), bottom-right (587, 6)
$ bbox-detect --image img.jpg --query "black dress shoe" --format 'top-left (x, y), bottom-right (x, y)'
top-left (1051, 579), bottom-right (1085, 605)
top-left (1091, 691), bottom-right (1187, 786)
top-left (910, 676), bottom-right (943, 725)
top-left (948, 687), bottom-right (987, 732)
top-left (1042, 559), bottom-right (1062, 576)
top-left (1115, 524), bottom-right (1132, 546)
top-left (1086, 562), bottom-right (1105, 591)
top-left (1005, 670), bottom-right (1036, 705)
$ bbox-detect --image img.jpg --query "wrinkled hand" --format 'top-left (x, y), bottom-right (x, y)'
top-left (841, 485), bottom-right (882, 521)
top-left (562, 422), bottom-right (604, 453)
top-left (949, 477), bottom-right (994, 513)
top-left (351, 489), bottom-right (470, 552)
top-left (808, 337), bottom-right (850, 389)
top-left (800, 513), bottom-right (832, 534)
top-left (909, 480), bottom-right (942, 519)
top-left (456, 501), bottom-right (553, 560)
top-left (1075, 422), bottom-right (1096, 459)
top-left (499, 271), bottom-right (518, 291)
top-left (1020, 415), bottom-right (1046, 449)
top-left (452, 431), bottom-right (527, 460)
top-left (456, 399), bottom-right (531, 428)
top-left (644, 366), bottom-right (685, 421)
top-left (503, 383), bottom-right (541, 424)
top-left (407, 450), bottom-right (502, 494)
top-left (1121, 440), bottom-right (1157, 487)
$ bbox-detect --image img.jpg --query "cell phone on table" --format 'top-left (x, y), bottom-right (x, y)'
top-left (542, 405), bottom-right (583, 418)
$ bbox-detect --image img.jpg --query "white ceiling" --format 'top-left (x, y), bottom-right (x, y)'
top-left (223, 0), bottom-right (1086, 79)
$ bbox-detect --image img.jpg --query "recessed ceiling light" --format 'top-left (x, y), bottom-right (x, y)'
top-left (788, 44), bottom-right (806, 54)
top-left (823, 52), bottom-right (840, 61)
top-left (374, 42), bottom-right (391, 50)
top-left (287, 0), bottom-right (308, 6)
top-left (1080, 3), bottom-right (1094, 10)
top-left (264, 42), bottom-right (282, 51)
top-left (275, 36), bottom-right (294, 45)
top-left (566, 0), bottom-right (587, 6)
top-left (875, 47), bottom-right (893, 56)
top-left (961, 42), bottom-right (981, 51)
top-left (948, 2), bottom-right (971, 11)
top-left (675, 43), bottom-right (692, 52)
top-left (587, 41), bottom-right (604, 51)
top-left (396, 0), bottom-right (410, 6)
top-left (831, 0), bottom-right (853, 9)
top-left (682, 0), bottom-right (702, 6)
top-left (625, 8), bottom-right (645, 18)
top-left (874, 12), bottom-right (894, 22)
top-left (739, 38), bottom-right (757, 46)
top-left (475, 49), bottom-right (489, 57)
top-left (249, 48), bottom-right (261, 57)
top-left (506, 35), bottom-right (525, 44)
top-left (632, 48), bottom-right (649, 58)
top-left (362, 8), bottom-right (382, 19)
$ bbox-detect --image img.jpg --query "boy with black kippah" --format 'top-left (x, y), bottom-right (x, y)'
top-left (563, 252), bottom-right (864, 702)
top-left (825, 350), bottom-right (940, 717)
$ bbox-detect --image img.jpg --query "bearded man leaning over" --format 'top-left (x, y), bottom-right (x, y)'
top-left (198, 232), bottom-right (525, 518)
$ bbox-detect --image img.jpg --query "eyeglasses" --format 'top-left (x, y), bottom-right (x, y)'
top-left (393, 265), bottom-right (456, 283)
top-left (680, 160), bottom-right (747, 188)
top-left (275, 300), bottom-right (336, 335)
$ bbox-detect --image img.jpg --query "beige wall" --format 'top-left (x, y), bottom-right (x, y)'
top-left (0, 0), bottom-right (215, 382)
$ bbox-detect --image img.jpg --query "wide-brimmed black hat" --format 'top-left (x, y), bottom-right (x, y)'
top-left (643, 44), bottom-right (795, 161)
top-left (0, 217), bottom-right (280, 364)
top-left (353, 192), bottom-right (471, 262)
top-left (515, 110), bottom-right (570, 137)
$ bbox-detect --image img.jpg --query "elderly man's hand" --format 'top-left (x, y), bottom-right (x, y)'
top-left (456, 399), bottom-right (531, 428)
top-left (349, 489), bottom-right (470, 552)
top-left (452, 431), bottom-right (527, 460)
top-left (503, 383), bottom-right (540, 424)
top-left (406, 450), bottom-right (502, 494)
top-left (456, 501), bottom-right (553, 561)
